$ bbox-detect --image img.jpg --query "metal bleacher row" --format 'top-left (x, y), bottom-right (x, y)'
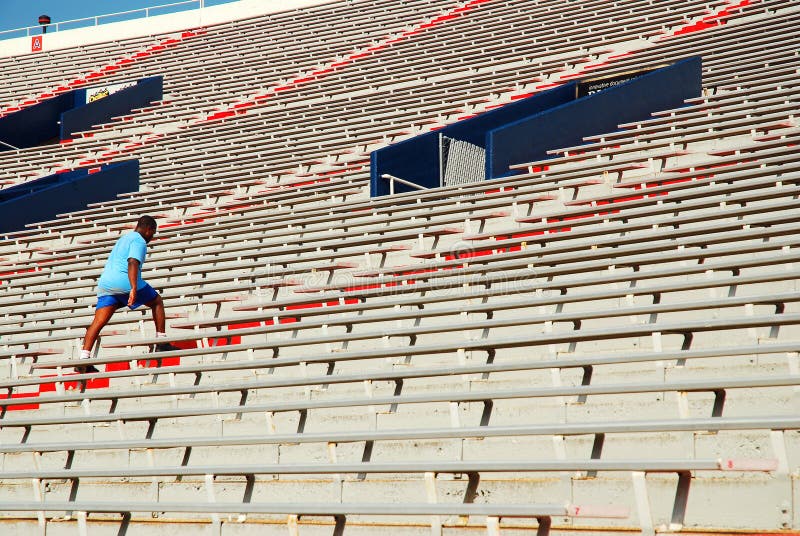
top-left (1, 0), bottom-right (800, 534)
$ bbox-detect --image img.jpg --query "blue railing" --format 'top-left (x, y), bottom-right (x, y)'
top-left (0, 0), bottom-right (238, 40)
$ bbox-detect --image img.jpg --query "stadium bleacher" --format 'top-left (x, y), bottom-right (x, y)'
top-left (1, 0), bottom-right (799, 534)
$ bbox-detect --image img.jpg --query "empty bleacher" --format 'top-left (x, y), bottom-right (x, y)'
top-left (0, 0), bottom-right (799, 534)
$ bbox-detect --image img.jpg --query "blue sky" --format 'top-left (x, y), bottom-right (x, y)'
top-left (0, 0), bottom-right (213, 33)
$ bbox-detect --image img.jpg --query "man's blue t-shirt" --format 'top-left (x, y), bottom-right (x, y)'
top-left (97, 231), bottom-right (148, 296)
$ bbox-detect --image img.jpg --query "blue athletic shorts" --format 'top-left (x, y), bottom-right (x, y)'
top-left (96, 283), bottom-right (159, 310)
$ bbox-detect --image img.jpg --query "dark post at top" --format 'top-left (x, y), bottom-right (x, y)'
top-left (38, 15), bottom-right (51, 34)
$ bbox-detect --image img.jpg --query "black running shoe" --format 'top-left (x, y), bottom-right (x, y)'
top-left (75, 364), bottom-right (99, 374)
top-left (154, 342), bottom-right (181, 353)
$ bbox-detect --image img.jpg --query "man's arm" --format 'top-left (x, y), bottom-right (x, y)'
top-left (127, 258), bottom-right (140, 306)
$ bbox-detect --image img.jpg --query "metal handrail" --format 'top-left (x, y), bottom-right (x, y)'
top-left (0, 0), bottom-right (236, 41)
top-left (381, 173), bottom-right (427, 195)
top-left (0, 139), bottom-right (21, 151)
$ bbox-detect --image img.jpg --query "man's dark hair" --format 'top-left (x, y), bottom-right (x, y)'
top-left (136, 215), bottom-right (157, 231)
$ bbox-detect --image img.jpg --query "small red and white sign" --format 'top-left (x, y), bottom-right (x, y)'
top-left (31, 36), bottom-right (43, 52)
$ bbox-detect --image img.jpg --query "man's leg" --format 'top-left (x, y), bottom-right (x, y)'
top-left (145, 295), bottom-right (180, 353)
top-left (78, 306), bottom-right (116, 372)
top-left (82, 306), bottom-right (117, 352)
top-left (145, 294), bottom-right (167, 334)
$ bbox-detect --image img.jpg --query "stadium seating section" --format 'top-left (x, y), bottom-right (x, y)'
top-left (0, 0), bottom-right (799, 534)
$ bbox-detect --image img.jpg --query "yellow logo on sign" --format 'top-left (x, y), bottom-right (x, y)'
top-left (88, 88), bottom-right (110, 102)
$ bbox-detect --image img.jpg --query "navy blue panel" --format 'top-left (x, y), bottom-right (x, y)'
top-left (370, 131), bottom-right (440, 197)
top-left (60, 76), bottom-right (163, 139)
top-left (0, 75), bottom-right (162, 150)
top-left (370, 83), bottom-right (576, 197)
top-left (576, 67), bottom-right (658, 98)
top-left (0, 92), bottom-right (74, 150)
top-left (444, 83), bottom-right (576, 147)
top-left (487, 57), bottom-right (702, 178)
top-left (72, 89), bottom-right (88, 108)
top-left (0, 160), bottom-right (139, 235)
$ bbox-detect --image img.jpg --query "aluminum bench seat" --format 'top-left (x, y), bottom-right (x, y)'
top-left (37, 146), bottom-right (776, 256)
top-left (0, 231), bottom-right (424, 292)
top-left (414, 196), bottom-right (800, 260)
top-left (0, 459), bottom-right (762, 535)
top-left (577, 114), bottom-right (797, 155)
top-left (1, 197), bottom-right (791, 309)
top-left (7, 182), bottom-right (366, 254)
top-left (0, 256), bottom-right (358, 312)
top-left (552, 10), bottom-right (800, 94)
top-left (0, 458), bottom-right (772, 482)
top-left (652, 88), bottom-right (800, 121)
top-left (1, 340), bottom-right (798, 431)
top-left (714, 66), bottom-right (800, 93)
top-left (225, 233), bottom-right (800, 322)
top-left (5, 183), bottom-right (796, 308)
top-left (16, 179), bottom-right (535, 259)
top-left (3, 197), bottom-right (451, 279)
top-left (12, 178), bottom-right (363, 241)
top-left (707, 128), bottom-right (800, 157)
top-left (1, 411), bottom-right (797, 459)
top-left (548, 117), bottom-right (798, 160)
top-left (511, 148), bottom-right (688, 176)
top-left (7, 363), bottom-right (800, 430)
top-left (0, 500), bottom-right (623, 536)
top-left (466, 188), bottom-right (793, 253)
top-left (0, 292), bottom-right (251, 334)
top-left (31, 307), bottom-right (800, 375)
top-left (657, 143), bottom-right (800, 174)
top-left (103, 283), bottom-right (800, 354)
top-left (289, 200), bottom-right (800, 296)
top-left (471, 182), bottom-right (800, 240)
top-left (617, 93), bottom-right (800, 133)
top-left (584, 101), bottom-right (800, 143)
top-left (0, 258), bottom-right (356, 306)
top-left (166, 257), bottom-right (800, 335)
top-left (564, 158), bottom-right (800, 206)
top-left (0, 276), bottom-right (281, 317)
